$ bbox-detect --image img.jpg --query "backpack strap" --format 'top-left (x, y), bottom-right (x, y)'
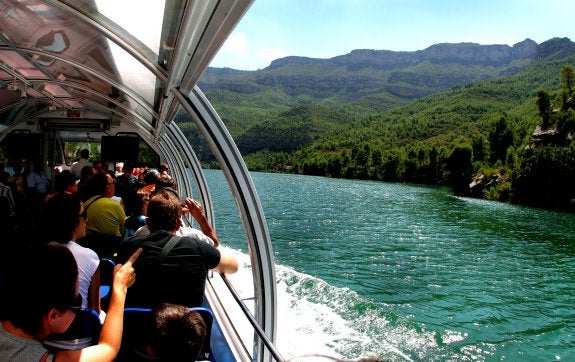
top-left (154, 234), bottom-right (180, 265)
top-left (84, 195), bottom-right (104, 211)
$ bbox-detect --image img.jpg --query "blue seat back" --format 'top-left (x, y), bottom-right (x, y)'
top-left (99, 258), bottom-right (115, 309)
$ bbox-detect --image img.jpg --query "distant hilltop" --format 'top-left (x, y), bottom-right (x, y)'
top-left (209, 37), bottom-right (574, 72)
top-left (201, 37), bottom-right (575, 108)
top-left (267, 38), bottom-right (573, 70)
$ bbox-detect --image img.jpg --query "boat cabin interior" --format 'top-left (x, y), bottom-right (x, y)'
top-left (0, 1), bottom-right (281, 360)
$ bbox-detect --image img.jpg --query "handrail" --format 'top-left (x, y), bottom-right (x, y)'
top-left (220, 273), bottom-right (285, 362)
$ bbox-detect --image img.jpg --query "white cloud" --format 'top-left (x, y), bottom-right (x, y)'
top-left (212, 33), bottom-right (290, 70)
top-left (221, 32), bottom-right (249, 54)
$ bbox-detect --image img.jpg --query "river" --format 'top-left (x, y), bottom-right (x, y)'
top-left (204, 170), bottom-right (575, 361)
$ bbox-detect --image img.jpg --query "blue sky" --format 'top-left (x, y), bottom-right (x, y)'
top-left (209, 0), bottom-right (575, 70)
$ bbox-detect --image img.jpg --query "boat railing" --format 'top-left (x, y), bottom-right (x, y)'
top-left (220, 273), bottom-right (285, 361)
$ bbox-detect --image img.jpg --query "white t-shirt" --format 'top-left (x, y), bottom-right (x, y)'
top-left (66, 241), bottom-right (100, 308)
top-left (134, 222), bottom-right (215, 246)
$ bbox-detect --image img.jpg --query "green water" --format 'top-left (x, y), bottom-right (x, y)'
top-left (205, 170), bottom-right (575, 361)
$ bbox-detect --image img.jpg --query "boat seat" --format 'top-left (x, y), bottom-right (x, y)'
top-left (44, 308), bottom-right (101, 351)
top-left (99, 258), bottom-right (115, 310)
top-left (118, 306), bottom-right (214, 361)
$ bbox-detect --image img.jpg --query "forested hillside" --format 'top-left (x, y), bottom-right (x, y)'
top-left (198, 38), bottom-right (540, 135)
top-left (183, 37), bottom-right (575, 212)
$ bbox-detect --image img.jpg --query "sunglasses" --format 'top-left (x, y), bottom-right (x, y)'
top-left (79, 210), bottom-right (88, 220)
top-left (68, 294), bottom-right (83, 313)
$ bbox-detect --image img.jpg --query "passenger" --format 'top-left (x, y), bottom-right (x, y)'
top-left (79, 171), bottom-right (127, 258)
top-left (155, 173), bottom-right (177, 191)
top-left (106, 170), bottom-right (123, 205)
top-left (0, 176), bottom-right (15, 218)
top-left (92, 160), bottom-right (104, 174)
top-left (0, 242), bottom-right (141, 362)
top-left (123, 188), bottom-right (150, 238)
top-left (158, 163), bottom-right (171, 179)
top-left (144, 303), bottom-right (207, 361)
top-left (136, 183), bottom-right (219, 247)
top-left (71, 149), bottom-right (92, 178)
top-left (0, 162), bottom-right (10, 180)
top-left (7, 159), bottom-right (26, 194)
top-left (141, 168), bottom-right (160, 193)
top-left (77, 164), bottom-right (95, 201)
top-left (116, 189), bottom-right (238, 307)
top-left (44, 193), bottom-right (102, 315)
top-left (45, 169), bottom-right (78, 202)
top-left (0, 177), bottom-right (16, 242)
top-left (115, 163), bottom-right (139, 199)
top-left (26, 159), bottom-right (50, 197)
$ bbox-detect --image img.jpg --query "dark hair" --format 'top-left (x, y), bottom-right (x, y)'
top-left (146, 189), bottom-right (181, 232)
top-left (54, 170), bottom-right (77, 192)
top-left (123, 188), bottom-right (149, 217)
top-left (85, 171), bottom-right (109, 197)
top-left (3, 242), bottom-right (78, 335)
top-left (143, 169), bottom-right (160, 185)
top-left (80, 165), bottom-right (95, 180)
top-left (159, 163), bottom-right (169, 172)
top-left (154, 174), bottom-right (177, 194)
top-left (44, 193), bottom-right (82, 243)
top-left (152, 303), bottom-right (206, 361)
top-left (80, 149), bottom-right (90, 159)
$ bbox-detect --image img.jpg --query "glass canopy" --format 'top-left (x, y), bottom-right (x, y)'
top-left (0, 0), bottom-right (249, 134)
top-left (0, 1), bottom-right (281, 361)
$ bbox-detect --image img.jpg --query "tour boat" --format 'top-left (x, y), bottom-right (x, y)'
top-left (0, 0), bottom-right (282, 360)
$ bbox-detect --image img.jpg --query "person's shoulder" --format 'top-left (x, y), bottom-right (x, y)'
top-left (179, 235), bottom-right (217, 252)
top-left (85, 194), bottom-right (99, 203)
top-left (121, 233), bottom-right (147, 245)
top-left (68, 241), bottom-right (98, 257)
top-left (100, 196), bottom-right (123, 208)
top-left (178, 227), bottom-right (215, 246)
top-left (123, 230), bottom-right (168, 244)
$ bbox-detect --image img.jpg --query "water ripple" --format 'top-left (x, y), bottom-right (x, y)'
top-left (206, 171), bottom-right (575, 361)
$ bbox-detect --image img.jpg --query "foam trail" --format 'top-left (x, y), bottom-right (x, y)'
top-left (221, 247), bottom-right (414, 361)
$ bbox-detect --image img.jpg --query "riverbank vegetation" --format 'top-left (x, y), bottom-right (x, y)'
top-left (185, 39), bottom-right (575, 212)
top-left (274, 63), bottom-right (575, 211)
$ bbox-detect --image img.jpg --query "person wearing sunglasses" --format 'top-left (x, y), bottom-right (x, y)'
top-left (0, 242), bottom-right (142, 361)
top-left (44, 193), bottom-right (102, 318)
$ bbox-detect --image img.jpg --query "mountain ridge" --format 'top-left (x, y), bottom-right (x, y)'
top-left (198, 37), bottom-right (575, 138)
top-left (269, 38), bottom-right (539, 70)
top-left (192, 37), bottom-right (575, 211)
top-left (201, 38), bottom-right (574, 105)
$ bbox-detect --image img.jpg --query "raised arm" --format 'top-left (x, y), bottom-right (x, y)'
top-left (184, 197), bottom-right (220, 247)
top-left (58, 248), bottom-right (141, 362)
top-left (212, 252), bottom-right (239, 275)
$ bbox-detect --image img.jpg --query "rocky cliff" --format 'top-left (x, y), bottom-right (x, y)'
top-left (201, 38), bottom-right (575, 107)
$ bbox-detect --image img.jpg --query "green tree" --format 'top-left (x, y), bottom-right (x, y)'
top-left (471, 133), bottom-right (488, 163)
top-left (560, 64), bottom-right (574, 93)
top-left (560, 65), bottom-right (574, 110)
top-left (446, 141), bottom-right (474, 196)
top-left (536, 90), bottom-right (552, 127)
top-left (488, 116), bottom-right (514, 164)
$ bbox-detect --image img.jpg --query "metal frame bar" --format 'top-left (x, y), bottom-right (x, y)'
top-left (174, 86), bottom-right (277, 362)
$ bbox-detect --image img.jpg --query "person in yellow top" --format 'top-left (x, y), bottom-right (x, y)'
top-left (80, 171), bottom-right (127, 257)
